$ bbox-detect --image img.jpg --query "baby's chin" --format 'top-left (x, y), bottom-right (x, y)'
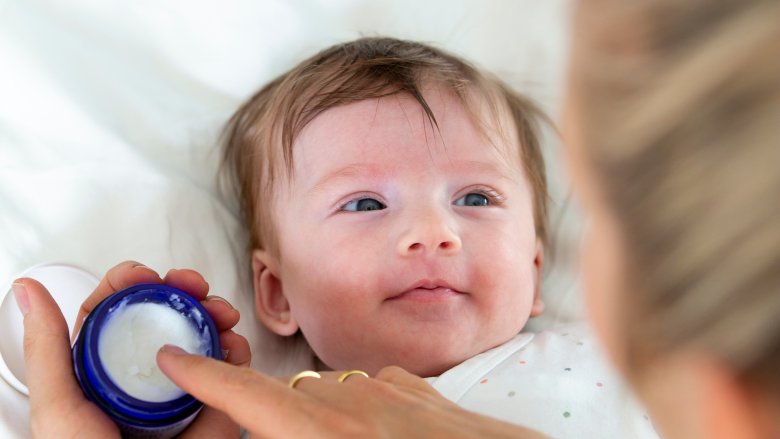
top-left (320, 336), bottom-right (511, 378)
top-left (401, 358), bottom-right (466, 379)
top-left (398, 340), bottom-right (506, 378)
top-left (322, 355), bottom-right (462, 379)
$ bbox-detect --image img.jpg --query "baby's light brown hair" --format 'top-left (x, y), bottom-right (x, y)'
top-left (222, 37), bottom-right (550, 259)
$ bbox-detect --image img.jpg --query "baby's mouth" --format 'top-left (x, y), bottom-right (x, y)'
top-left (386, 280), bottom-right (466, 303)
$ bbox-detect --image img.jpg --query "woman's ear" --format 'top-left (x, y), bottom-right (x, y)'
top-left (252, 249), bottom-right (299, 336)
top-left (530, 239), bottom-right (545, 317)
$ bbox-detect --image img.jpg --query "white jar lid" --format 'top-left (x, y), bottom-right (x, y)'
top-left (0, 263), bottom-right (99, 395)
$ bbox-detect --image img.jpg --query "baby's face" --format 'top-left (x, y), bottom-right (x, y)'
top-left (259, 88), bottom-right (543, 377)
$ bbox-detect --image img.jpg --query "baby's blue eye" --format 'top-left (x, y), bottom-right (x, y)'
top-left (342, 198), bottom-right (386, 212)
top-left (454, 193), bottom-right (490, 207)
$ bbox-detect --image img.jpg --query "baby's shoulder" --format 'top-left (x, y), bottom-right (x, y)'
top-left (462, 321), bottom-right (610, 381)
top-left (514, 321), bottom-right (603, 366)
top-left (437, 322), bottom-right (659, 438)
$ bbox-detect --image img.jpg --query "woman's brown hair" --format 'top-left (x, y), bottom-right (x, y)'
top-left (572, 0), bottom-right (780, 394)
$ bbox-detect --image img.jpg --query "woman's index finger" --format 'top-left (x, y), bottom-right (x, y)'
top-left (156, 347), bottom-right (312, 436)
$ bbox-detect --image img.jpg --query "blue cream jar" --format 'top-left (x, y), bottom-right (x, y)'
top-left (72, 283), bottom-right (221, 438)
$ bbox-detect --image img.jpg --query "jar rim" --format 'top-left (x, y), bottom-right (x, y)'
top-left (74, 283), bottom-right (221, 424)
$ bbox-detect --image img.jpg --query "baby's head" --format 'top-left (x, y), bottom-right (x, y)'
top-left (223, 37), bottom-right (550, 376)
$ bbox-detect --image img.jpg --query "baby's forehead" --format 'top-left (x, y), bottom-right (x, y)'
top-left (287, 89), bottom-right (524, 178)
top-left (280, 91), bottom-right (522, 188)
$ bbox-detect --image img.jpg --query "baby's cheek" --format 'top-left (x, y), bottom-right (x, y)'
top-left (478, 250), bottom-right (537, 316)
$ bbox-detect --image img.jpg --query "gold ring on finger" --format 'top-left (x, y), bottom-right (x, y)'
top-left (337, 370), bottom-right (369, 383)
top-left (288, 370), bottom-right (322, 389)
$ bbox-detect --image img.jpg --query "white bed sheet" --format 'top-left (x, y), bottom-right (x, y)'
top-left (0, 0), bottom-right (580, 436)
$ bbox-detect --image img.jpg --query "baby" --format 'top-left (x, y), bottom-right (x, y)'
top-left (222, 36), bottom-right (548, 379)
top-left (220, 37), bottom-right (657, 437)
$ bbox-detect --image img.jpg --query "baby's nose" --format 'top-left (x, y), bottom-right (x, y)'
top-left (397, 210), bottom-right (462, 257)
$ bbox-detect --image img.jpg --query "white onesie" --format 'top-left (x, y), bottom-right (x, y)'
top-left (426, 322), bottom-right (659, 439)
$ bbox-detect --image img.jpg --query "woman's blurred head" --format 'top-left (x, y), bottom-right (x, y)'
top-left (565, 0), bottom-right (780, 437)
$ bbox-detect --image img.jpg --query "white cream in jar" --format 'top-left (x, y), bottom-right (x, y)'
top-left (73, 283), bottom-right (221, 438)
top-left (98, 299), bottom-right (208, 402)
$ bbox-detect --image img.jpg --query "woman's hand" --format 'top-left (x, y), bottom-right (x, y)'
top-left (157, 353), bottom-right (549, 438)
top-left (14, 261), bottom-right (250, 438)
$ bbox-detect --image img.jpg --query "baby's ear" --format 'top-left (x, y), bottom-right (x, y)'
top-left (252, 249), bottom-right (299, 336)
top-left (530, 239), bottom-right (545, 317)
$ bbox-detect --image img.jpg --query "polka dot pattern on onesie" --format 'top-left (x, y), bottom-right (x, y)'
top-left (426, 324), bottom-right (659, 438)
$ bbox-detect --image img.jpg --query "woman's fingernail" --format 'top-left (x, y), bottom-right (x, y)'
top-left (205, 295), bottom-right (234, 309)
top-left (12, 282), bottom-right (30, 316)
top-left (160, 344), bottom-right (188, 356)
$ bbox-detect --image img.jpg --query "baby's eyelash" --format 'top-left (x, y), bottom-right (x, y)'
top-left (334, 192), bottom-right (385, 213)
top-left (483, 188), bottom-right (506, 204)
top-left (470, 187), bottom-right (507, 205)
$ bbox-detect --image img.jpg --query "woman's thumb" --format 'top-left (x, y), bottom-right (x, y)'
top-left (14, 278), bottom-right (81, 402)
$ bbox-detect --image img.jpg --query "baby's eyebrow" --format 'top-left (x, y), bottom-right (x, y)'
top-left (306, 159), bottom-right (519, 196)
top-left (308, 164), bottom-right (377, 195)
top-left (451, 160), bottom-right (518, 182)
